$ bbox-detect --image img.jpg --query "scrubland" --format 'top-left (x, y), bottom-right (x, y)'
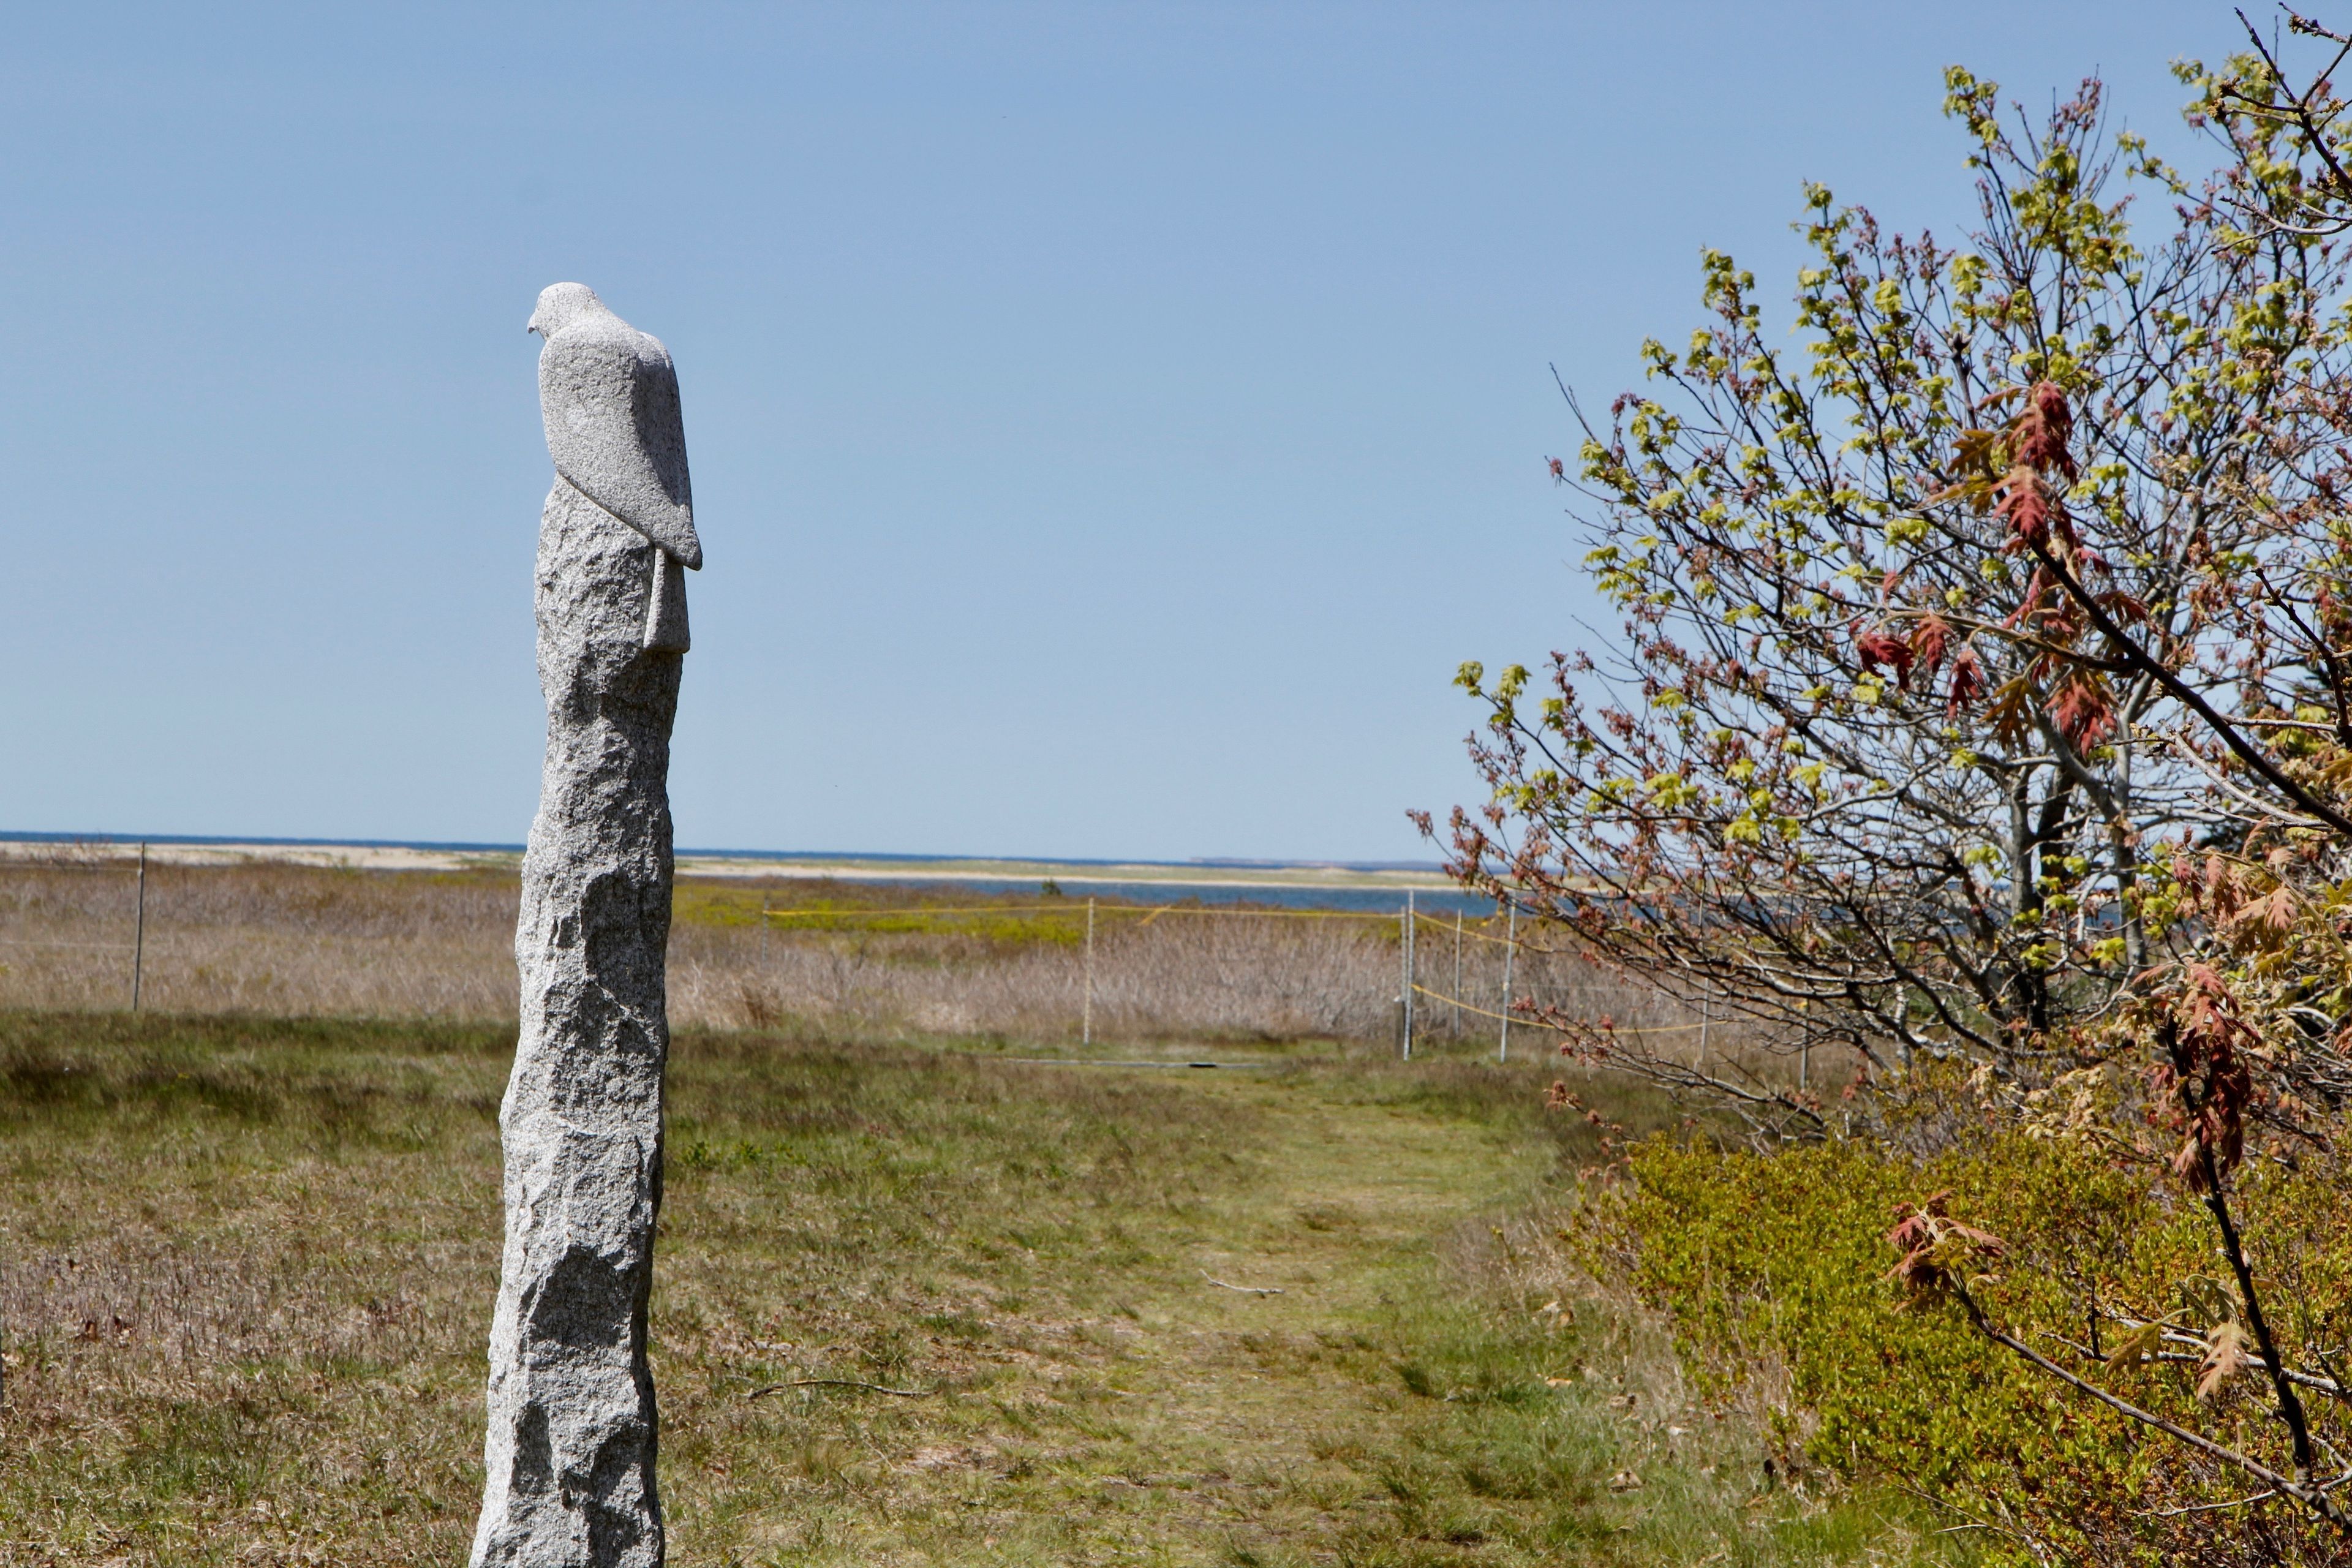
top-left (0, 1012), bottom-right (1948, 1567)
top-left (0, 858), bottom-right (1950, 1566)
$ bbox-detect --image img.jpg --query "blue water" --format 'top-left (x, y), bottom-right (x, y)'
top-left (0, 832), bottom-right (1492, 915)
top-left (818, 876), bottom-right (1496, 917)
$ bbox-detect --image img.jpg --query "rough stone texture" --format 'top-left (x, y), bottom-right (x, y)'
top-left (470, 284), bottom-right (700, 1568)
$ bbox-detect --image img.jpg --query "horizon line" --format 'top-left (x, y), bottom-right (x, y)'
top-left (0, 829), bottom-right (1446, 876)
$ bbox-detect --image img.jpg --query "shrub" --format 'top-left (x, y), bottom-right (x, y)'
top-left (1597, 1129), bottom-right (2352, 1564)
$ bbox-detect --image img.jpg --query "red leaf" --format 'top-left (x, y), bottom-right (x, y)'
top-left (1884, 1190), bottom-right (2007, 1294)
top-left (2015, 382), bottom-right (2078, 481)
top-left (1855, 627), bottom-right (1915, 688)
top-left (1946, 644), bottom-right (1986, 716)
top-left (1996, 469), bottom-right (2052, 546)
top-left (2048, 673), bottom-right (2114, 748)
top-left (2096, 589), bottom-right (2149, 624)
top-left (1909, 614), bottom-right (1952, 680)
top-left (2148, 963), bottom-right (2258, 1190)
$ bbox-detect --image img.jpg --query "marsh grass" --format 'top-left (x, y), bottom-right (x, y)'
top-left (0, 860), bottom-right (1713, 1054)
top-left (0, 1011), bottom-right (1945, 1567)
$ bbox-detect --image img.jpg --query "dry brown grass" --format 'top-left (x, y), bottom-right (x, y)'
top-left (0, 857), bottom-right (514, 1018)
top-left (0, 857), bottom-right (1695, 1051)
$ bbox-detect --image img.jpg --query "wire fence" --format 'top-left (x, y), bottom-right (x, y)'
top-left (0, 851), bottom-right (1708, 1054)
top-left (746, 887), bottom-right (1719, 1058)
top-left (0, 845), bottom-right (148, 1009)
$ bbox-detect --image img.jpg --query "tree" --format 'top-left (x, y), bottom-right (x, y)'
top-left (1431, 69), bottom-right (2352, 1131)
top-left (1431, 50), bottom-right (2352, 1544)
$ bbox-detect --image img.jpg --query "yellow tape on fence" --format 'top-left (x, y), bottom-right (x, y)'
top-left (1409, 985), bottom-right (1546, 1030)
top-left (1406, 913), bottom-right (1525, 946)
top-left (1409, 983), bottom-right (1713, 1038)
top-left (760, 902), bottom-right (1419, 924)
top-left (1077, 903), bottom-right (1417, 922)
top-left (760, 904), bottom-right (1090, 919)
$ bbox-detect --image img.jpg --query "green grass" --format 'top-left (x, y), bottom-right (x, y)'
top-left (0, 1012), bottom-right (1947, 1566)
top-left (665, 876), bottom-right (1413, 951)
top-left (670, 879), bottom-right (1103, 945)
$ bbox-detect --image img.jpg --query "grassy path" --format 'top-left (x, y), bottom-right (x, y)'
top-left (657, 1057), bottom-right (1584, 1565)
top-left (652, 1049), bottom-right (1799, 1566)
top-left (0, 1016), bottom-right (1904, 1566)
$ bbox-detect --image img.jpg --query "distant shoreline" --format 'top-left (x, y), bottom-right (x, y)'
top-left (0, 831), bottom-right (1472, 908)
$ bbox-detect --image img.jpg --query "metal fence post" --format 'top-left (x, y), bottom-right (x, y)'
top-left (1082, 897), bottom-right (1095, 1046)
top-left (130, 842), bottom-right (148, 1012)
top-left (1497, 902), bottom-right (1516, 1062)
top-left (1401, 891), bottom-right (1415, 1060)
top-left (1451, 911), bottom-right (1463, 1037)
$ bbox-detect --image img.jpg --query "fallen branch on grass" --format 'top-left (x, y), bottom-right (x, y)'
top-left (747, 1378), bottom-right (933, 1400)
top-left (1201, 1270), bottom-right (1283, 1296)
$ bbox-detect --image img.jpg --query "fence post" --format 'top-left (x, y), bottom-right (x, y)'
top-left (131, 842), bottom-right (148, 1012)
top-left (1082, 897), bottom-right (1095, 1046)
top-left (1452, 911), bottom-right (1463, 1036)
top-left (1400, 892), bottom-right (1414, 1060)
top-left (1498, 902), bottom-right (1516, 1062)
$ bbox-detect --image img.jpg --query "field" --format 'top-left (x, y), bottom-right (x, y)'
top-left (0, 1010), bottom-right (1947, 1568)
top-left (0, 854), bottom-right (1702, 1048)
top-left (0, 856), bottom-right (1915, 1566)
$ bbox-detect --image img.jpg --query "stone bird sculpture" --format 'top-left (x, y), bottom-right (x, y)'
top-left (528, 281), bottom-right (702, 650)
top-left (471, 284), bottom-right (698, 1568)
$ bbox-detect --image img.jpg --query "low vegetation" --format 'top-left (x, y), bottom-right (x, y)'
top-left (0, 1010), bottom-right (1945, 1567)
top-left (1591, 1125), bottom-right (2352, 1564)
top-left (0, 856), bottom-right (1683, 1048)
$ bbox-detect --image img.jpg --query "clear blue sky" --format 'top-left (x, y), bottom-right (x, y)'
top-left (2, 2), bottom-right (2247, 861)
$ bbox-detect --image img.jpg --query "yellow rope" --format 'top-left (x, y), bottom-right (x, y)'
top-left (760, 902), bottom-right (1434, 924)
top-left (1409, 983), bottom-right (1714, 1038)
top-left (1407, 913), bottom-right (1522, 946)
top-left (760, 904), bottom-right (1091, 919)
top-left (1411, 985), bottom-right (1548, 1030)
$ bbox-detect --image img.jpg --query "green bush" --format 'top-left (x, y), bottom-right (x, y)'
top-left (1594, 1133), bottom-right (2352, 1565)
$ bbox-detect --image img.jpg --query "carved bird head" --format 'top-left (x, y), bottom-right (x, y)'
top-left (527, 282), bottom-right (611, 341)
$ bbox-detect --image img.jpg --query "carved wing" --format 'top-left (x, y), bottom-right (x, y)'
top-left (539, 323), bottom-right (701, 569)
